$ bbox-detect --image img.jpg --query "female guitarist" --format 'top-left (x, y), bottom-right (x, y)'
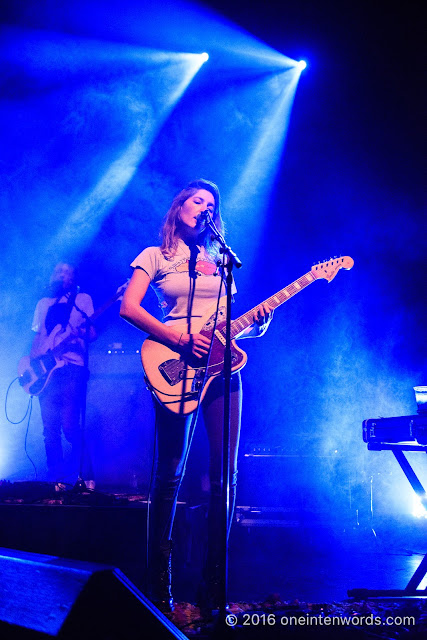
top-left (120, 179), bottom-right (273, 612)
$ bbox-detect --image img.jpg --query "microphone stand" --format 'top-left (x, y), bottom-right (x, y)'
top-left (202, 211), bottom-right (242, 618)
top-left (70, 305), bottom-right (93, 495)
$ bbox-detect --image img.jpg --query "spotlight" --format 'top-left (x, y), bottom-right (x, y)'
top-left (298, 60), bottom-right (307, 70)
top-left (413, 495), bottom-right (427, 519)
top-left (200, 52), bottom-right (209, 62)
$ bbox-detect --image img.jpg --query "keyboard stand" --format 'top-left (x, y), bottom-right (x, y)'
top-left (348, 442), bottom-right (427, 598)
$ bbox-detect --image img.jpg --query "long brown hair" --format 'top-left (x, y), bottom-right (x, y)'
top-left (160, 179), bottom-right (224, 259)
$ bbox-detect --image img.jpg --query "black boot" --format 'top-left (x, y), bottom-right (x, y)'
top-left (150, 542), bottom-right (174, 613)
top-left (199, 477), bottom-right (237, 614)
top-left (198, 564), bottom-right (224, 615)
top-left (148, 475), bottom-right (179, 614)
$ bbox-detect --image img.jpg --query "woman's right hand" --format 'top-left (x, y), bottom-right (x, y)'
top-left (177, 332), bottom-right (211, 359)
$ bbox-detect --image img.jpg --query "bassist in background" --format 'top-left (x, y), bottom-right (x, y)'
top-left (120, 179), bottom-right (273, 612)
top-left (30, 262), bottom-right (96, 486)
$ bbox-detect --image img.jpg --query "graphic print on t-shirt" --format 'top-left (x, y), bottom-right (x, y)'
top-left (175, 258), bottom-right (217, 276)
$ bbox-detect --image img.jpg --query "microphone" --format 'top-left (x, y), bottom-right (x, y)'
top-left (197, 209), bottom-right (211, 222)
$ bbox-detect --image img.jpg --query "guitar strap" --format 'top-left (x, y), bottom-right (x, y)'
top-left (45, 290), bottom-right (78, 336)
top-left (62, 289), bottom-right (78, 329)
top-left (63, 290), bottom-right (78, 326)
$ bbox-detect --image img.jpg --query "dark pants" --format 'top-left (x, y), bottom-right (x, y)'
top-left (38, 363), bottom-right (90, 482)
top-left (149, 372), bottom-right (242, 595)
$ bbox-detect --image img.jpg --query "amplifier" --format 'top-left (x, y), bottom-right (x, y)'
top-left (363, 414), bottom-right (427, 445)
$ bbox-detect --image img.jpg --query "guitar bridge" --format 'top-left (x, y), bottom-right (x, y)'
top-left (191, 367), bottom-right (206, 393)
top-left (158, 359), bottom-right (206, 396)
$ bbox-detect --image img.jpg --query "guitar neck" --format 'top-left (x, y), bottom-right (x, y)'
top-left (230, 270), bottom-right (317, 338)
top-left (90, 287), bottom-right (124, 323)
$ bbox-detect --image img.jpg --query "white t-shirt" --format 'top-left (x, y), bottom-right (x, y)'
top-left (131, 240), bottom-right (235, 327)
top-left (32, 292), bottom-right (94, 366)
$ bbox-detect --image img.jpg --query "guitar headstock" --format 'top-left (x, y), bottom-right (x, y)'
top-left (311, 256), bottom-right (354, 282)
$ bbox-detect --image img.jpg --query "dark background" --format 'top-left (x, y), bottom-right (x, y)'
top-left (0, 0), bottom-right (425, 520)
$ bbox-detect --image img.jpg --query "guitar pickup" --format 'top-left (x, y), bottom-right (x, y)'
top-left (33, 353), bottom-right (56, 378)
top-left (214, 329), bottom-right (226, 346)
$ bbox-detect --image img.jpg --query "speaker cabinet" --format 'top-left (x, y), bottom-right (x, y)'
top-left (0, 548), bottom-right (186, 639)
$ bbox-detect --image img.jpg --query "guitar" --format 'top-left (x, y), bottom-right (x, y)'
top-left (141, 256), bottom-right (354, 415)
top-left (18, 281), bottom-right (128, 396)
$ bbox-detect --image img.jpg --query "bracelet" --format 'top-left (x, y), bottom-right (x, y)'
top-left (178, 333), bottom-right (183, 346)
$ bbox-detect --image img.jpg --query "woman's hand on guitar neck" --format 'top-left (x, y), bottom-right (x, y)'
top-left (176, 332), bottom-right (211, 359)
top-left (254, 302), bottom-right (274, 331)
top-left (238, 302), bottom-right (274, 339)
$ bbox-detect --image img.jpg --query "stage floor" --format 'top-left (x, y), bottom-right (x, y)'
top-left (1, 483), bottom-right (425, 604)
top-left (0, 484), bottom-right (426, 638)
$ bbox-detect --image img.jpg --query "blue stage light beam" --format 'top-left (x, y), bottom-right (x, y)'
top-left (25, 0), bottom-right (296, 72)
top-left (2, 27), bottom-right (208, 261)
top-left (226, 66), bottom-right (303, 238)
top-left (45, 49), bottom-right (208, 256)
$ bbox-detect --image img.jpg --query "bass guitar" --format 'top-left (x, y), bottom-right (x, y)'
top-left (141, 256), bottom-right (354, 415)
top-left (18, 281), bottom-right (128, 396)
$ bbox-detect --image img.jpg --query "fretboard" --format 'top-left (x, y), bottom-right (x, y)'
top-left (230, 270), bottom-right (317, 338)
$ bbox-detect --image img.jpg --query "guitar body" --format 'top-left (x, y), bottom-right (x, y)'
top-left (18, 325), bottom-right (69, 396)
top-left (17, 352), bottom-right (66, 396)
top-left (141, 297), bottom-right (248, 415)
top-left (141, 256), bottom-right (354, 415)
